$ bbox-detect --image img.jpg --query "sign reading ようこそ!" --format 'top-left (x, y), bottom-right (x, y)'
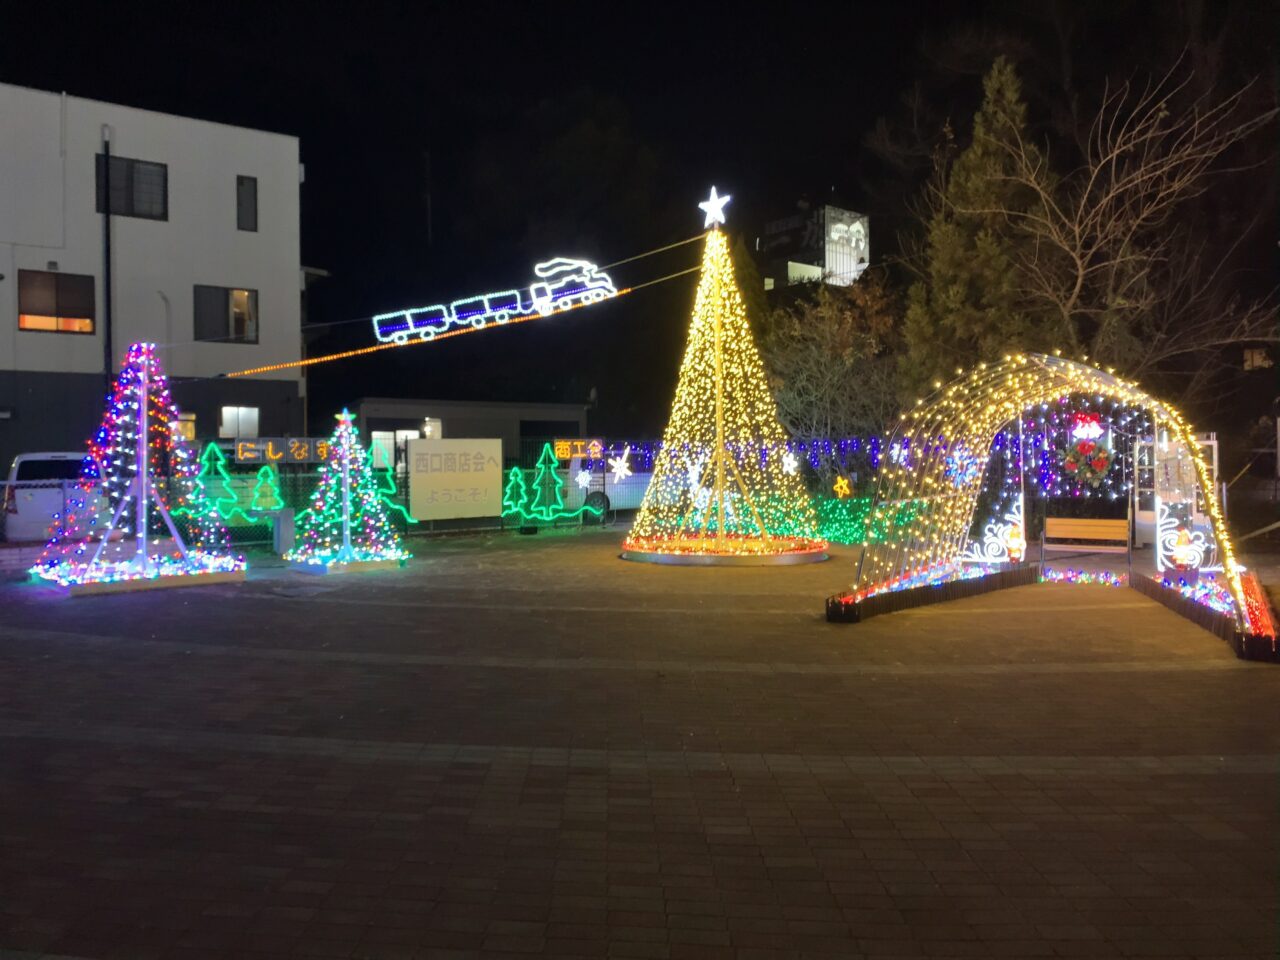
top-left (408, 438), bottom-right (503, 520)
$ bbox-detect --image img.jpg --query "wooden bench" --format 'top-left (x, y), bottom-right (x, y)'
top-left (1042, 516), bottom-right (1129, 553)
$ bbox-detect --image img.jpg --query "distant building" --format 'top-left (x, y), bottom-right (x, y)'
top-left (756, 201), bottom-right (869, 289)
top-left (0, 82), bottom-right (305, 467)
top-left (355, 397), bottom-right (591, 469)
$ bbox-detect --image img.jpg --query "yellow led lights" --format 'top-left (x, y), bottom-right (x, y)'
top-left (854, 353), bottom-right (1251, 629)
top-left (622, 229), bottom-right (824, 563)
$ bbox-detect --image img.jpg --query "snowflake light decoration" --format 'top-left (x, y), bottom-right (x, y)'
top-left (609, 445), bottom-right (633, 483)
top-left (943, 446), bottom-right (980, 488)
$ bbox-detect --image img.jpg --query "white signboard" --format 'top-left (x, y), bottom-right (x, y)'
top-left (408, 438), bottom-right (503, 521)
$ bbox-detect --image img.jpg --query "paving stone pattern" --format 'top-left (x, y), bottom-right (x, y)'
top-left (1, 531), bottom-right (1277, 959)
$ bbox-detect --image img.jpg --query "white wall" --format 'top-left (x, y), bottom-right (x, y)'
top-left (0, 83), bottom-right (301, 383)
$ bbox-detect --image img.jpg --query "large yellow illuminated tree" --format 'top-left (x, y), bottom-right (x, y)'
top-left (622, 192), bottom-right (825, 564)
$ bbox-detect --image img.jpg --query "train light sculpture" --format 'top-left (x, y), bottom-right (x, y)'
top-left (372, 258), bottom-right (617, 344)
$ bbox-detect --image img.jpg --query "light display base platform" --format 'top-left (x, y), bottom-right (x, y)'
top-left (827, 564), bottom-right (1039, 623)
top-left (45, 568), bottom-right (247, 598)
top-left (621, 538), bottom-right (828, 567)
top-left (1130, 572), bottom-right (1279, 663)
top-left (289, 558), bottom-right (408, 576)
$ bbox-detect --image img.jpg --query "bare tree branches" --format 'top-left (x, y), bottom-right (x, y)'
top-left (950, 54), bottom-right (1278, 397)
top-left (760, 272), bottom-right (902, 452)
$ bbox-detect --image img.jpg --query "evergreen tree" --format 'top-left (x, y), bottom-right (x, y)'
top-left (902, 57), bottom-right (1058, 395)
top-left (730, 233), bottom-right (770, 336)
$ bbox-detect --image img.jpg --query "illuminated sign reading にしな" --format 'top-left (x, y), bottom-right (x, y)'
top-left (234, 437), bottom-right (331, 463)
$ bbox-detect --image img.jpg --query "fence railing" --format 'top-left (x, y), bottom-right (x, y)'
top-left (0, 473), bottom-right (417, 546)
top-left (515, 436), bottom-right (890, 480)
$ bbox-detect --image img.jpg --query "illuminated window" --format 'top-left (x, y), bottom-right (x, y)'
top-left (195, 285), bottom-right (259, 343)
top-left (95, 154), bottom-right (168, 220)
top-left (1243, 348), bottom-right (1271, 371)
top-left (17, 269), bottom-right (95, 334)
top-left (175, 412), bottom-right (197, 443)
top-left (236, 175), bottom-right (257, 232)
top-left (219, 406), bottom-right (259, 439)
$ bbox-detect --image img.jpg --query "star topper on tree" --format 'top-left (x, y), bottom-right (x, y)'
top-left (699, 186), bottom-right (731, 228)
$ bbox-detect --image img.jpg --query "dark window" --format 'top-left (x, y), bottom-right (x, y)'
top-left (194, 285), bottom-right (258, 344)
top-left (18, 269), bottom-right (95, 334)
top-left (236, 175), bottom-right (258, 231)
top-left (15, 458), bottom-right (91, 481)
top-left (96, 154), bottom-right (168, 220)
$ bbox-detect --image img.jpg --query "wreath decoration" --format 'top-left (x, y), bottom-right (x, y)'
top-left (1061, 439), bottom-right (1113, 488)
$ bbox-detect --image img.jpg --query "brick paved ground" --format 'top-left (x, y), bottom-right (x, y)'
top-left (1, 530), bottom-right (1277, 959)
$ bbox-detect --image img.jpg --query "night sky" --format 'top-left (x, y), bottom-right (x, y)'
top-left (5, 2), bottom-right (958, 434)
top-left (7, 2), bottom-right (1271, 436)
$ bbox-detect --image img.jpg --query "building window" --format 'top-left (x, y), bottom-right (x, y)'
top-left (236, 175), bottom-right (258, 231)
top-left (194, 285), bottom-right (259, 343)
top-left (1243, 347), bottom-right (1272, 371)
top-left (17, 269), bottom-right (95, 334)
top-left (219, 406), bottom-right (259, 439)
top-left (174, 412), bottom-right (197, 443)
top-left (96, 154), bottom-right (168, 220)
top-left (370, 431), bottom-right (396, 469)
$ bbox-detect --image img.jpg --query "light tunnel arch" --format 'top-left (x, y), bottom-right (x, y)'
top-left (853, 353), bottom-right (1246, 626)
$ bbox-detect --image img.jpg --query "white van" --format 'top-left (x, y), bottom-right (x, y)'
top-left (559, 456), bottom-right (652, 513)
top-left (3, 452), bottom-right (100, 543)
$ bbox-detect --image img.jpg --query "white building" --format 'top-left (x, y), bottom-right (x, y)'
top-left (756, 201), bottom-right (869, 289)
top-left (0, 82), bottom-right (304, 467)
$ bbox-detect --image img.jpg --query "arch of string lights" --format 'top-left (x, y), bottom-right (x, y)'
top-left (848, 352), bottom-right (1257, 632)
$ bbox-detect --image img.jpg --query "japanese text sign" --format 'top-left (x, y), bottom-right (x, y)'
top-left (234, 437), bottom-right (330, 464)
top-left (552, 438), bottom-right (604, 461)
top-left (408, 438), bottom-right (503, 520)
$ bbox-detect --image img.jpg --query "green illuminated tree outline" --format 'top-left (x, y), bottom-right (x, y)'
top-left (250, 464), bottom-right (284, 511)
top-left (505, 444), bottom-right (601, 524)
top-left (194, 443), bottom-right (241, 520)
top-left (362, 442), bottom-right (418, 525)
top-left (503, 466), bottom-right (531, 519)
top-left (527, 444), bottom-right (566, 521)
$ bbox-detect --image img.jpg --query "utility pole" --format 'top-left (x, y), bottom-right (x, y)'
top-left (101, 124), bottom-right (113, 391)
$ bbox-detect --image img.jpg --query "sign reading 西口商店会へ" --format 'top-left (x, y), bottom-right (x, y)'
top-left (408, 438), bottom-right (503, 521)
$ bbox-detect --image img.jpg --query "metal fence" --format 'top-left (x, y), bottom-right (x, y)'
top-left (515, 437), bottom-right (891, 482)
top-left (0, 473), bottom-right (416, 547)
